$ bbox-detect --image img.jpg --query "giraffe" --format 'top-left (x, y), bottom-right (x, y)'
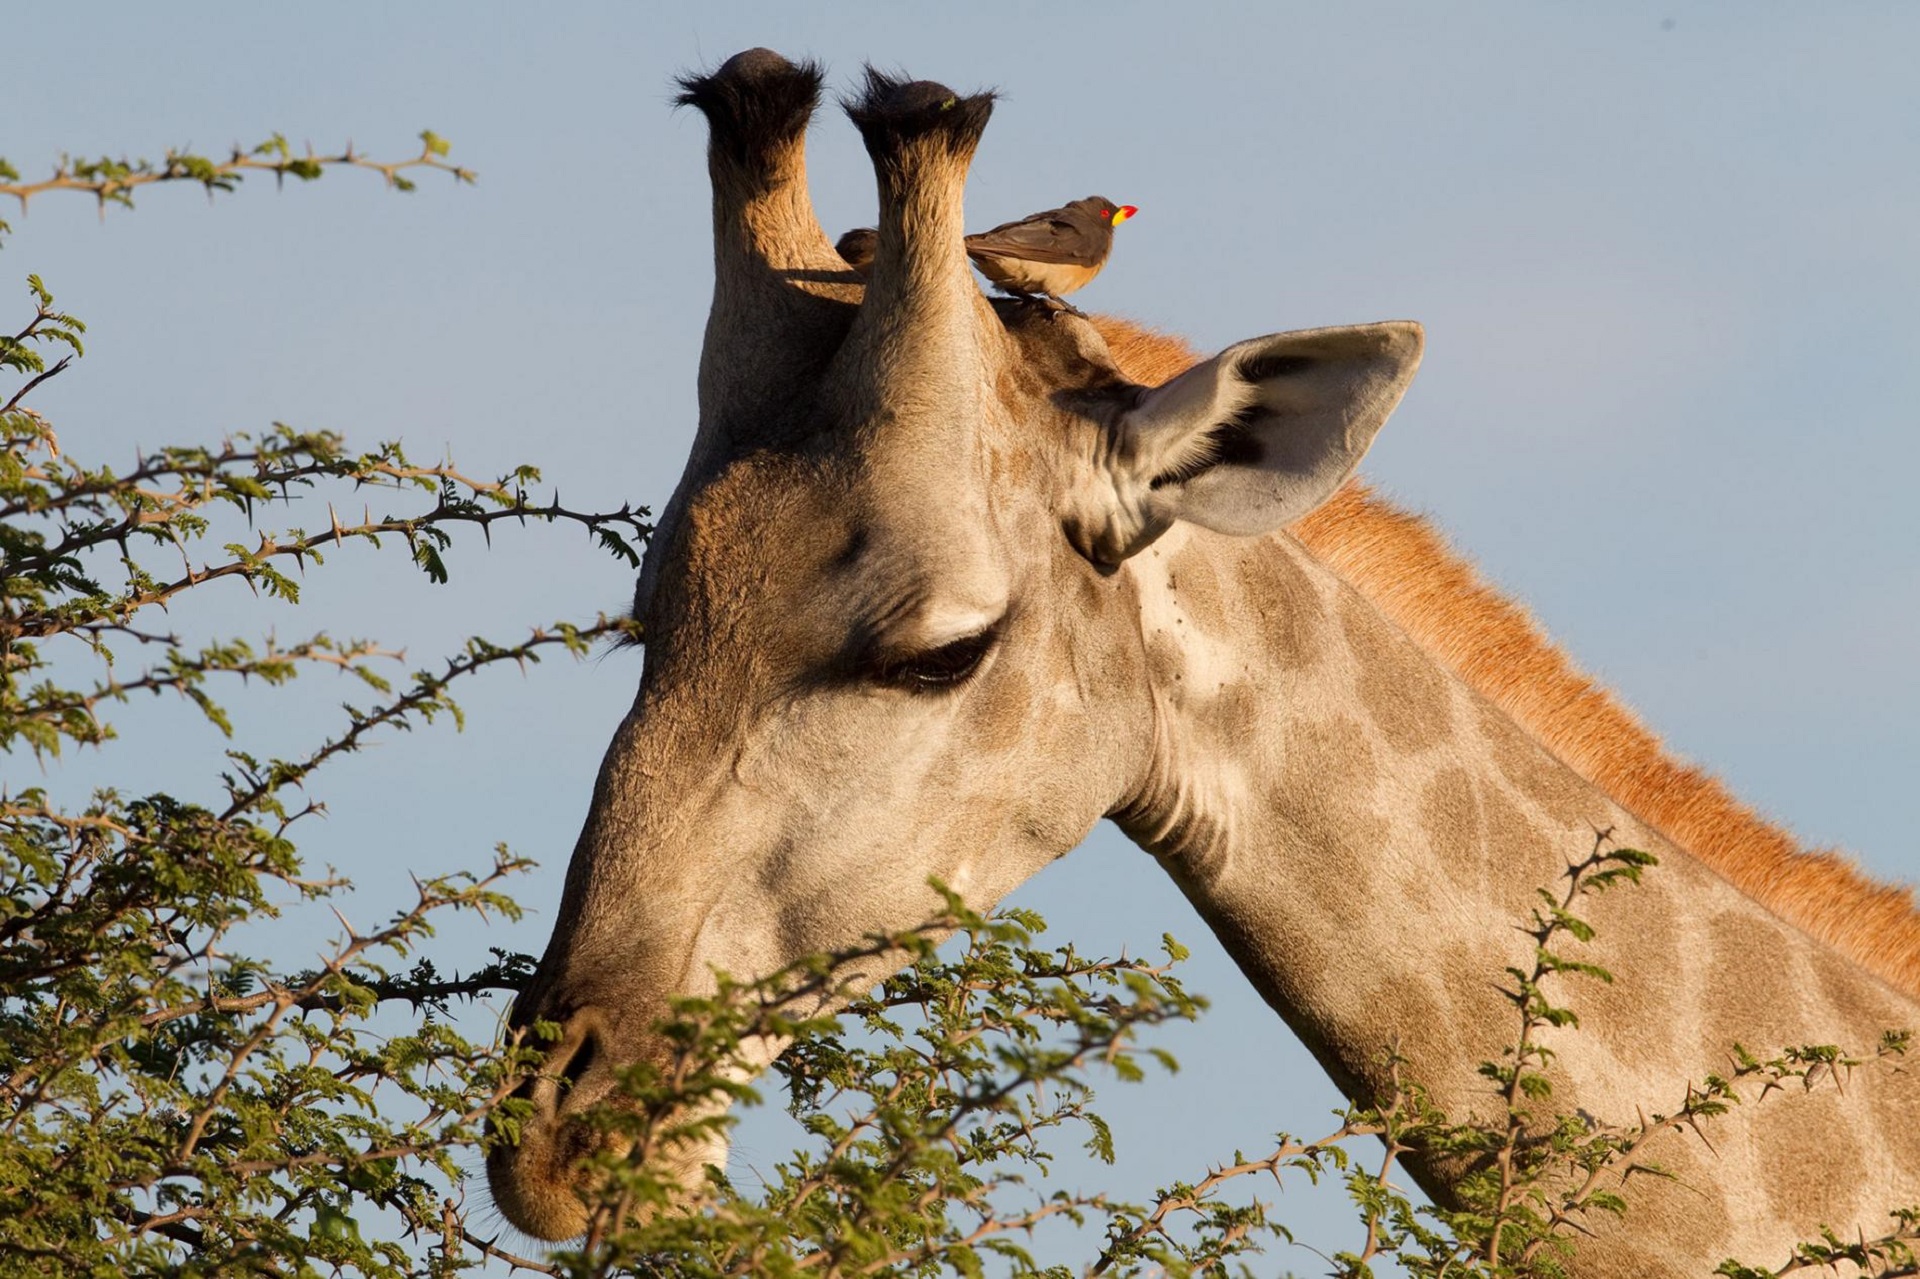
top-left (485, 50), bottom-right (1920, 1273)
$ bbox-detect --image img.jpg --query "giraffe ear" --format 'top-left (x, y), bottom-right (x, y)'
top-left (1067, 322), bottom-right (1423, 566)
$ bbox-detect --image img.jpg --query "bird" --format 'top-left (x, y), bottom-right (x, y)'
top-left (835, 226), bottom-right (878, 276)
top-left (834, 196), bottom-right (1138, 313)
top-left (963, 195), bottom-right (1136, 312)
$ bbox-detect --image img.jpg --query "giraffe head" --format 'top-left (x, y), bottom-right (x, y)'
top-left (485, 49), bottom-right (1423, 1239)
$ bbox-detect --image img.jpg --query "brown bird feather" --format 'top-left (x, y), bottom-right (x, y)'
top-left (965, 195), bottom-right (1132, 302)
top-left (835, 226), bottom-right (878, 275)
top-left (835, 195), bottom-right (1135, 308)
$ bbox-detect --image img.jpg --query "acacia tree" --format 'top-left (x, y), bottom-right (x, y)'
top-left (2, 138), bottom-right (1912, 1279)
top-left (0, 139), bottom-right (646, 1275)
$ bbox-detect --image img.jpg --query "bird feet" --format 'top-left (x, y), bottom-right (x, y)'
top-left (1003, 291), bottom-right (1084, 320)
top-left (995, 290), bottom-right (1086, 322)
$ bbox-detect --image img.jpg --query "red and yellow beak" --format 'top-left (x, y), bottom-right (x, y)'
top-left (1111, 204), bottom-right (1138, 227)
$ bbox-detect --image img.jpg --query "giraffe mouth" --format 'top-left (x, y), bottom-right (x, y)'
top-left (486, 1096), bottom-right (732, 1241)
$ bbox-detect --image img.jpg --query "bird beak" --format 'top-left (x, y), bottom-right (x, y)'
top-left (1112, 205), bottom-right (1138, 227)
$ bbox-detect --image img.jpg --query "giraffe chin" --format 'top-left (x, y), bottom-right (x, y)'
top-left (486, 1117), bottom-right (728, 1242)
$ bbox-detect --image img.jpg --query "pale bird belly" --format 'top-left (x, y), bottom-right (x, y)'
top-left (968, 254), bottom-right (1101, 297)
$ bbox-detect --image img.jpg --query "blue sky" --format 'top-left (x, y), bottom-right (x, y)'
top-left (9, 3), bottom-right (1918, 1268)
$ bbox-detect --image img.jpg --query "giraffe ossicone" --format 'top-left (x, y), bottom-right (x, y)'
top-left (486, 48), bottom-right (1920, 1272)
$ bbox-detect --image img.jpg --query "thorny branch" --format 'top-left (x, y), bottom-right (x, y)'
top-left (0, 132), bottom-right (473, 245)
top-left (214, 617), bottom-right (633, 820)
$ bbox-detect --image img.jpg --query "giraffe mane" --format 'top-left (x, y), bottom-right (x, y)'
top-left (1092, 314), bottom-right (1920, 1000)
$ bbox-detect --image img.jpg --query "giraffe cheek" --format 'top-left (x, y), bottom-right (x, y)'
top-left (962, 666), bottom-right (1034, 755)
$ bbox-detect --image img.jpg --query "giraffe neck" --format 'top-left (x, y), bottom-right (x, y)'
top-left (1113, 524), bottom-right (1920, 1275)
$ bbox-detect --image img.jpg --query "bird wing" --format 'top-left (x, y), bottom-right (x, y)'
top-left (965, 213), bottom-right (1100, 265)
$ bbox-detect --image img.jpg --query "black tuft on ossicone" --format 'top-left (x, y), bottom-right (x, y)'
top-left (843, 66), bottom-right (995, 164)
top-left (674, 48), bottom-right (826, 170)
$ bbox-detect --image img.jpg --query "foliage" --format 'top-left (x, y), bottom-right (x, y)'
top-left (545, 899), bottom-right (1215, 1279)
top-left (0, 164), bottom-right (645, 1275)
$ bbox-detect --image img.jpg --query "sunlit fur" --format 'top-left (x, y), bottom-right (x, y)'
top-left (1096, 314), bottom-right (1920, 1002)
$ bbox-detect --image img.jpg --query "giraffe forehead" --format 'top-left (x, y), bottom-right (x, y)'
top-left (659, 444), bottom-right (1028, 651)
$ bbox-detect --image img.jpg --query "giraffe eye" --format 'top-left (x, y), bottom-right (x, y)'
top-left (872, 629), bottom-right (997, 691)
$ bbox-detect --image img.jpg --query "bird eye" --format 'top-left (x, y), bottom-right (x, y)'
top-left (873, 629), bottom-right (997, 692)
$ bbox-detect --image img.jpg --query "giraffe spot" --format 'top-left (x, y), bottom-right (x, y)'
top-left (1276, 714), bottom-right (1388, 921)
top-left (1564, 1136), bottom-right (1733, 1274)
top-left (1144, 628), bottom-right (1185, 685)
top-left (1420, 767), bottom-right (1485, 897)
top-left (1339, 591), bottom-right (1453, 755)
top-left (1353, 969), bottom-right (1455, 1065)
top-left (1478, 785), bottom-right (1543, 879)
top-left (986, 438), bottom-right (1034, 489)
top-left (1704, 911), bottom-right (1797, 1053)
top-left (1751, 1089), bottom-right (1870, 1228)
top-left (1212, 680), bottom-right (1265, 744)
top-left (1424, 941), bottom-right (1501, 1042)
top-left (1570, 875), bottom-right (1687, 1069)
top-left (1233, 540), bottom-right (1323, 670)
top-left (1474, 696), bottom-right (1601, 830)
top-left (1167, 547), bottom-right (1228, 636)
top-left (1417, 766), bottom-right (1544, 908)
top-left (1806, 944), bottom-right (1901, 1035)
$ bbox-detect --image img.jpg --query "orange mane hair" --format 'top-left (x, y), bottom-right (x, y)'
top-left (1092, 315), bottom-right (1920, 1000)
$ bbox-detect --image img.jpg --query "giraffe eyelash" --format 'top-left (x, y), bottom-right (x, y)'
top-left (868, 627), bottom-right (999, 692)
